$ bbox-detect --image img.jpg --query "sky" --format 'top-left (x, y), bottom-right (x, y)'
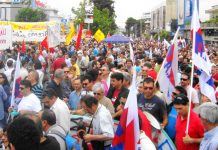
top-left (43, 0), bottom-right (218, 28)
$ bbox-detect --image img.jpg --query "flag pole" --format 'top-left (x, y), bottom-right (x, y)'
top-left (155, 27), bottom-right (180, 85)
top-left (185, 0), bottom-right (197, 135)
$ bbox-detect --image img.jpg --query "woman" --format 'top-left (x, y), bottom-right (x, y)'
top-left (0, 73), bottom-right (11, 112)
top-left (1, 127), bottom-right (11, 150)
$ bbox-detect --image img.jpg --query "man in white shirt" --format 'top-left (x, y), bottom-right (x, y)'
top-left (18, 80), bottom-right (42, 113)
top-left (42, 88), bottom-right (71, 132)
top-left (80, 95), bottom-right (114, 149)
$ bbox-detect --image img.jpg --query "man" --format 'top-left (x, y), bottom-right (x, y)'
top-left (71, 56), bottom-right (80, 77)
top-left (69, 77), bottom-right (83, 110)
top-left (81, 75), bottom-right (94, 96)
top-left (27, 70), bottom-right (43, 100)
top-left (4, 60), bottom-right (14, 83)
top-left (198, 103), bottom-right (218, 150)
top-left (144, 62), bottom-right (157, 80)
top-left (81, 95), bottom-right (114, 150)
top-left (39, 109), bottom-right (66, 150)
top-left (77, 50), bottom-right (87, 76)
top-left (42, 88), bottom-right (70, 133)
top-left (18, 80), bottom-right (42, 113)
top-left (107, 72), bottom-right (129, 120)
top-left (137, 77), bottom-right (168, 128)
top-left (61, 66), bottom-right (72, 100)
top-left (122, 72), bottom-right (131, 89)
top-left (92, 82), bottom-right (115, 114)
top-left (173, 94), bottom-right (204, 150)
top-left (101, 65), bottom-right (111, 88)
top-left (7, 116), bottom-right (41, 150)
top-left (51, 50), bottom-right (65, 73)
top-left (180, 73), bottom-right (200, 108)
top-left (165, 86), bottom-right (187, 141)
top-left (47, 69), bottom-right (64, 100)
top-left (125, 59), bottom-right (134, 76)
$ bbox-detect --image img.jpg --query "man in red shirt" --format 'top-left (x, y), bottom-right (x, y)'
top-left (51, 50), bottom-right (65, 73)
top-left (174, 94), bottom-right (204, 150)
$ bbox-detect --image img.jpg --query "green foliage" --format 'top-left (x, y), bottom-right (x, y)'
top-left (15, 8), bottom-right (47, 22)
top-left (125, 17), bottom-right (137, 36)
top-left (71, 1), bottom-right (86, 25)
top-left (159, 30), bottom-right (170, 40)
top-left (92, 0), bottom-right (115, 17)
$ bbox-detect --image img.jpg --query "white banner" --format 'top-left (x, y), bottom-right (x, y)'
top-left (0, 25), bottom-right (12, 50)
top-left (48, 23), bottom-right (61, 47)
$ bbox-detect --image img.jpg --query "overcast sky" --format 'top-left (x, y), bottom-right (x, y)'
top-left (43, 0), bottom-right (218, 27)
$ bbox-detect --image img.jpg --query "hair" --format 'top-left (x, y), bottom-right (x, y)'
top-left (0, 73), bottom-right (10, 86)
top-left (54, 69), bottom-right (64, 78)
top-left (92, 82), bottom-right (104, 92)
top-left (7, 60), bottom-right (13, 68)
top-left (181, 73), bottom-right (190, 80)
top-left (120, 90), bottom-right (129, 99)
top-left (34, 60), bottom-right (42, 70)
top-left (92, 60), bottom-right (98, 68)
top-left (42, 88), bottom-right (57, 99)
top-left (174, 86), bottom-right (187, 96)
top-left (122, 72), bottom-right (131, 83)
top-left (86, 69), bottom-right (99, 81)
top-left (144, 62), bottom-right (152, 69)
top-left (30, 70), bottom-right (39, 82)
top-left (111, 72), bottom-right (124, 81)
top-left (80, 95), bottom-right (98, 108)
top-left (71, 56), bottom-right (77, 62)
top-left (143, 77), bottom-right (155, 85)
top-left (20, 79), bottom-right (32, 89)
top-left (173, 94), bottom-right (189, 105)
top-left (199, 103), bottom-right (218, 124)
top-left (81, 74), bottom-right (94, 82)
top-left (156, 57), bottom-right (164, 65)
top-left (7, 116), bottom-right (40, 150)
top-left (41, 109), bottom-right (56, 126)
top-left (126, 59), bottom-right (133, 65)
top-left (101, 65), bottom-right (109, 71)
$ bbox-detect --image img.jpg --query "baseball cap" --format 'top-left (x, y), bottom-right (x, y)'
top-left (173, 94), bottom-right (189, 105)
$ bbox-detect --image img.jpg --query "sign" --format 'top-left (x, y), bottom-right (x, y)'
top-left (85, 1), bottom-right (94, 24)
top-left (0, 21), bottom-right (57, 42)
top-left (0, 25), bottom-right (12, 50)
top-left (178, 0), bottom-right (185, 25)
top-left (48, 23), bottom-right (61, 47)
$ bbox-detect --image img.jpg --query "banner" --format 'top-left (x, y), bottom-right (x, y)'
top-left (178, 0), bottom-right (185, 25)
top-left (0, 25), bottom-right (12, 50)
top-left (0, 21), bottom-right (58, 42)
top-left (48, 23), bottom-right (61, 47)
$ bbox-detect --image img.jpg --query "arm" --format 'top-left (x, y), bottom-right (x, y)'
top-left (84, 134), bottom-right (113, 142)
top-left (161, 111), bottom-right (168, 128)
top-left (112, 109), bottom-right (123, 119)
top-left (183, 134), bottom-right (203, 144)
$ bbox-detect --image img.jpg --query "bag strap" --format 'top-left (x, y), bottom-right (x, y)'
top-left (49, 130), bottom-right (68, 150)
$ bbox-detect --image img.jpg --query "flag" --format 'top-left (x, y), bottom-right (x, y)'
top-left (129, 43), bottom-right (135, 64)
top-left (48, 25), bottom-right (61, 48)
top-left (65, 23), bottom-right (76, 45)
top-left (22, 39), bottom-right (25, 53)
top-left (94, 29), bottom-right (105, 43)
top-left (76, 22), bottom-right (84, 50)
top-left (107, 32), bottom-right (112, 49)
top-left (157, 27), bottom-right (180, 102)
top-left (111, 64), bottom-right (140, 149)
top-left (149, 48), bottom-right (153, 59)
top-left (61, 23), bottom-right (65, 33)
top-left (41, 36), bottom-right (49, 49)
top-left (191, 0), bottom-right (216, 103)
top-left (35, 0), bottom-right (45, 8)
top-left (11, 53), bottom-right (22, 107)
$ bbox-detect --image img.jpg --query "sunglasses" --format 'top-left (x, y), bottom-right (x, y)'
top-left (94, 92), bottom-right (101, 96)
top-left (172, 92), bottom-right (177, 96)
top-left (144, 87), bottom-right (153, 90)
top-left (20, 87), bottom-right (25, 90)
top-left (83, 83), bottom-right (88, 86)
top-left (120, 101), bottom-right (126, 106)
top-left (181, 78), bottom-right (188, 81)
top-left (64, 71), bottom-right (70, 73)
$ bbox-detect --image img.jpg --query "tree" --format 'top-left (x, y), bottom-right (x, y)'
top-left (125, 17), bottom-right (137, 36)
top-left (92, 0), bottom-right (115, 17)
top-left (15, 8), bottom-right (47, 22)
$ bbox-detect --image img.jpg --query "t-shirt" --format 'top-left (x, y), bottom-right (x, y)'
top-left (112, 89), bottom-right (120, 105)
top-left (39, 136), bottom-right (60, 150)
top-left (18, 93), bottom-right (41, 112)
top-left (137, 94), bottom-right (166, 123)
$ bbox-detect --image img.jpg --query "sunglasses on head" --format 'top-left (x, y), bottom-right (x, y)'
top-left (94, 92), bottom-right (101, 96)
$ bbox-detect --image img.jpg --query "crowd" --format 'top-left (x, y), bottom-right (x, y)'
top-left (0, 39), bottom-right (218, 150)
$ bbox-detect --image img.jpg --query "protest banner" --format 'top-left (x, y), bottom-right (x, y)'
top-left (0, 25), bottom-right (12, 50)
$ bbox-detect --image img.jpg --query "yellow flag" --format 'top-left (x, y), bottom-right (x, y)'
top-left (61, 23), bottom-right (65, 33)
top-left (94, 29), bottom-right (105, 43)
top-left (65, 23), bottom-right (76, 45)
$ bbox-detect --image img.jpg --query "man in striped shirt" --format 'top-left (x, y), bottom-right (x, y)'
top-left (27, 70), bottom-right (43, 100)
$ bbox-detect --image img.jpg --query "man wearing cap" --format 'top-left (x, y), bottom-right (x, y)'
top-left (173, 94), bottom-right (204, 150)
top-left (198, 103), bottom-right (218, 150)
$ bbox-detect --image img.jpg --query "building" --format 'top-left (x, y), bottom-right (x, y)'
top-left (165, 0), bottom-right (177, 31)
top-left (205, 5), bottom-right (218, 19)
top-left (44, 6), bottom-right (62, 22)
top-left (142, 12), bottom-right (151, 35)
top-left (150, 1), bottom-right (166, 34)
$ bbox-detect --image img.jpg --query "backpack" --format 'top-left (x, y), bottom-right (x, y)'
top-left (50, 130), bottom-right (80, 150)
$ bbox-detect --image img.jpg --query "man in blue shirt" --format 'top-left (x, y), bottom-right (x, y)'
top-left (69, 78), bottom-right (82, 110)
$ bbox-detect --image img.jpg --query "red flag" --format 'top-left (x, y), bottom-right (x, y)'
top-left (41, 36), bottom-right (49, 49)
top-left (107, 32), bottom-right (112, 49)
top-left (22, 40), bottom-right (25, 53)
top-left (76, 22), bottom-right (84, 50)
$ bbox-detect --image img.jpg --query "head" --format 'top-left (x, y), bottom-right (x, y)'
top-left (101, 65), bottom-right (110, 77)
top-left (7, 116), bottom-right (40, 150)
top-left (7, 60), bottom-right (13, 68)
top-left (126, 59), bottom-right (133, 69)
top-left (137, 81), bottom-right (144, 94)
top-left (92, 82), bottom-right (105, 101)
top-left (63, 66), bottom-right (70, 79)
top-left (119, 91), bottom-right (129, 110)
top-left (34, 60), bottom-right (42, 70)
top-left (111, 72), bottom-right (124, 89)
top-left (27, 70), bottom-right (39, 85)
top-left (180, 73), bottom-right (190, 87)
top-left (1, 127), bottom-right (10, 149)
top-left (171, 86), bottom-right (187, 101)
top-left (0, 73), bottom-right (9, 86)
top-left (81, 75), bottom-right (94, 91)
top-left (173, 94), bottom-right (189, 117)
top-left (38, 109), bottom-right (56, 132)
top-left (71, 56), bottom-right (77, 65)
top-left (122, 72), bottom-right (131, 88)
top-left (143, 77), bottom-right (155, 99)
top-left (72, 77), bottom-right (82, 91)
top-left (141, 66), bottom-right (149, 77)
top-left (54, 69), bottom-right (64, 82)
top-left (198, 103), bottom-right (218, 131)
top-left (19, 80), bottom-right (32, 96)
top-left (80, 95), bottom-right (98, 115)
top-left (42, 88), bottom-right (58, 108)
